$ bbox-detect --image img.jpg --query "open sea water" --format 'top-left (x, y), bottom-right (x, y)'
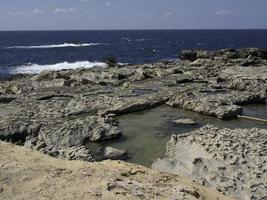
top-left (0, 29), bottom-right (267, 78)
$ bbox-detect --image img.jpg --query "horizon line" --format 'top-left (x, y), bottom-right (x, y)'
top-left (0, 28), bottom-right (267, 32)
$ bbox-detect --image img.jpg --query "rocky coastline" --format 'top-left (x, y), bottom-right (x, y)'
top-left (0, 48), bottom-right (266, 199)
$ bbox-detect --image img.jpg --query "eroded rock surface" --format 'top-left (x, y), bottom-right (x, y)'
top-left (0, 48), bottom-right (266, 199)
top-left (103, 146), bottom-right (127, 160)
top-left (0, 141), bottom-right (231, 200)
top-left (167, 91), bottom-right (264, 119)
top-left (152, 125), bottom-right (267, 200)
top-left (0, 48), bottom-right (266, 163)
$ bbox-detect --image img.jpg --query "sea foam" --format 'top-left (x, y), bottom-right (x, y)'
top-left (11, 61), bottom-right (107, 74)
top-left (5, 43), bottom-right (102, 49)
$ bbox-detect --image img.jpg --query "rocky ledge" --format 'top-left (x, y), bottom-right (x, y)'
top-left (152, 125), bottom-right (267, 200)
top-left (0, 141), bottom-right (231, 200)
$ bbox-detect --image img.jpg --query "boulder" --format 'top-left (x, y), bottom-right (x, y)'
top-left (103, 146), bottom-right (126, 160)
top-left (179, 50), bottom-right (197, 61)
top-left (104, 57), bottom-right (118, 68)
top-left (196, 50), bottom-right (210, 59)
top-left (31, 70), bottom-right (54, 81)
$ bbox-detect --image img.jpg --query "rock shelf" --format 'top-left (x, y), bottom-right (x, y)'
top-left (152, 125), bottom-right (267, 200)
top-left (0, 48), bottom-right (266, 199)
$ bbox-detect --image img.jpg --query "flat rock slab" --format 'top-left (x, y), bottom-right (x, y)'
top-left (221, 66), bottom-right (267, 80)
top-left (172, 118), bottom-right (198, 125)
top-left (168, 91), bottom-right (265, 119)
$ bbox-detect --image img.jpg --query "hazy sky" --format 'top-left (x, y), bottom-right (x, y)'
top-left (0, 0), bottom-right (266, 30)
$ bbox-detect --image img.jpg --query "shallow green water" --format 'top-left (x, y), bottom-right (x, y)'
top-left (104, 104), bottom-right (267, 167)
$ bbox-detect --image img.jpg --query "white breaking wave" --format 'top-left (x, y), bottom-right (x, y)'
top-left (5, 43), bottom-right (102, 49)
top-left (11, 61), bottom-right (107, 74)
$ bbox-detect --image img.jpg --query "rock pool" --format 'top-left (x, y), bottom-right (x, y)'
top-left (102, 104), bottom-right (267, 167)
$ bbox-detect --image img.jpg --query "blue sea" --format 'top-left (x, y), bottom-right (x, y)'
top-left (1, 29), bottom-right (267, 78)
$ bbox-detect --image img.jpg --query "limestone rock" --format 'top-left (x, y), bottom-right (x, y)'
top-left (179, 50), bottom-right (197, 61)
top-left (103, 147), bottom-right (126, 160)
top-left (31, 70), bottom-right (54, 81)
top-left (153, 125), bottom-right (267, 200)
top-left (0, 141), bottom-right (231, 200)
top-left (172, 118), bottom-right (197, 125)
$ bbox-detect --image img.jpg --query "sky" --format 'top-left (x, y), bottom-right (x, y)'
top-left (0, 0), bottom-right (267, 30)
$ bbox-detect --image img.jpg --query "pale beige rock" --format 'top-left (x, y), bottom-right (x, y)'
top-left (0, 141), bottom-right (231, 200)
top-left (153, 125), bottom-right (267, 200)
top-left (173, 118), bottom-right (197, 125)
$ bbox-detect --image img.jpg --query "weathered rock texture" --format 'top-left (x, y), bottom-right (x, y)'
top-left (0, 141), bottom-right (231, 200)
top-left (152, 125), bottom-right (267, 200)
top-left (0, 48), bottom-right (266, 161)
top-left (0, 48), bottom-right (266, 199)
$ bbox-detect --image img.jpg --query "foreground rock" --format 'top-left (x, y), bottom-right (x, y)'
top-left (152, 125), bottom-right (267, 200)
top-left (0, 141), bottom-right (231, 200)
